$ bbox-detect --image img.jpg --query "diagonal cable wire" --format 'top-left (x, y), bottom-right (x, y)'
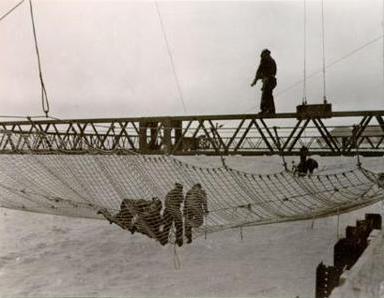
top-left (28, 0), bottom-right (50, 117)
top-left (247, 34), bottom-right (384, 111)
top-left (245, 34), bottom-right (384, 113)
top-left (0, 0), bottom-right (25, 23)
top-left (277, 34), bottom-right (384, 97)
top-left (154, 1), bottom-right (187, 114)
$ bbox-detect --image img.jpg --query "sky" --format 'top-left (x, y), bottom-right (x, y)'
top-left (0, 0), bottom-right (383, 119)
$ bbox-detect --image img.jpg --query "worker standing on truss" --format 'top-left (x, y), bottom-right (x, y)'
top-left (251, 49), bottom-right (277, 115)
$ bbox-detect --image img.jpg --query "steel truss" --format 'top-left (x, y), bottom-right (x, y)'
top-left (0, 110), bottom-right (383, 156)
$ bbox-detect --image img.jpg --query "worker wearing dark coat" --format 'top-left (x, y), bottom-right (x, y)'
top-left (160, 182), bottom-right (184, 246)
top-left (184, 183), bottom-right (208, 244)
top-left (295, 146), bottom-right (319, 176)
top-left (296, 146), bottom-right (309, 176)
top-left (135, 197), bottom-right (164, 241)
top-left (108, 198), bottom-right (141, 232)
top-left (251, 49), bottom-right (277, 114)
top-left (306, 158), bottom-right (319, 174)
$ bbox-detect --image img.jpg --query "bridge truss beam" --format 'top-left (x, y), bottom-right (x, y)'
top-left (0, 110), bottom-right (383, 156)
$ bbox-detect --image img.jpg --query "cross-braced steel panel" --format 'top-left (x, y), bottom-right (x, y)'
top-left (0, 110), bottom-right (383, 156)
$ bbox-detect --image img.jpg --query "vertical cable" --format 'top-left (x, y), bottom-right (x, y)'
top-left (303, 0), bottom-right (307, 104)
top-left (155, 1), bottom-right (187, 114)
top-left (321, 0), bottom-right (327, 103)
top-left (382, 0), bottom-right (384, 87)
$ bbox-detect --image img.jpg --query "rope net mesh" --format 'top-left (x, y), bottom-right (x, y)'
top-left (0, 154), bottom-right (383, 244)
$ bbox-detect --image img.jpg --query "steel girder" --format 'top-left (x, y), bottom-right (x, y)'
top-left (0, 110), bottom-right (383, 156)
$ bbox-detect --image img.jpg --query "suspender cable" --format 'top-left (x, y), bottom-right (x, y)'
top-left (28, 0), bottom-right (50, 117)
top-left (321, 0), bottom-right (327, 103)
top-left (276, 34), bottom-right (384, 96)
top-left (0, 0), bottom-right (25, 23)
top-left (245, 34), bottom-right (384, 113)
top-left (302, 0), bottom-right (307, 104)
top-left (155, 1), bottom-right (187, 114)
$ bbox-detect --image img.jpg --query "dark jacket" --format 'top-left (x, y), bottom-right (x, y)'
top-left (165, 187), bottom-right (184, 209)
top-left (255, 55), bottom-right (277, 81)
top-left (185, 187), bottom-right (208, 214)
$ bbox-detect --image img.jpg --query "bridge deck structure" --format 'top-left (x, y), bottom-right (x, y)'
top-left (0, 110), bottom-right (383, 156)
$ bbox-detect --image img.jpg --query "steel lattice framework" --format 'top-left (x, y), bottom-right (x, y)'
top-left (0, 110), bottom-right (383, 156)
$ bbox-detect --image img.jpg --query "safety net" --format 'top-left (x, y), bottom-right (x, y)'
top-left (0, 154), bottom-right (383, 244)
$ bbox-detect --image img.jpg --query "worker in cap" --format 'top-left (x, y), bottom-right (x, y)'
top-left (251, 49), bottom-right (277, 115)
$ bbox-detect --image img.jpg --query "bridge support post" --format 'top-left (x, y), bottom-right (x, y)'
top-left (139, 121), bottom-right (159, 153)
top-left (163, 119), bottom-right (182, 154)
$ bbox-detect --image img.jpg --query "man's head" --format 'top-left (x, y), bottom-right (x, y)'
top-left (151, 197), bottom-right (162, 211)
top-left (261, 49), bottom-right (271, 58)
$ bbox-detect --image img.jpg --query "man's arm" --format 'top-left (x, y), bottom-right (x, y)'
top-left (251, 62), bottom-right (263, 87)
top-left (201, 190), bottom-right (208, 214)
top-left (250, 76), bottom-right (258, 87)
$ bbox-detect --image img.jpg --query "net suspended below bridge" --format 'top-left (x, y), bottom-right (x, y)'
top-left (0, 154), bottom-right (383, 241)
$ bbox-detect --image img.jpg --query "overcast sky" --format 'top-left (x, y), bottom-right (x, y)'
top-left (0, 0), bottom-right (383, 119)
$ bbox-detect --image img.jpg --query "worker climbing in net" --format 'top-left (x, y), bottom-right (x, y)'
top-left (97, 181), bottom-right (210, 246)
top-left (98, 182), bottom-right (185, 246)
top-left (160, 182), bottom-right (185, 247)
top-left (97, 196), bottom-right (165, 243)
top-left (292, 146), bottom-right (319, 176)
top-left (184, 183), bottom-right (209, 244)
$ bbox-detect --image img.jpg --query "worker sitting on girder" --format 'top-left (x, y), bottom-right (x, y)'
top-left (250, 49), bottom-right (277, 115)
top-left (184, 183), bottom-right (209, 244)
